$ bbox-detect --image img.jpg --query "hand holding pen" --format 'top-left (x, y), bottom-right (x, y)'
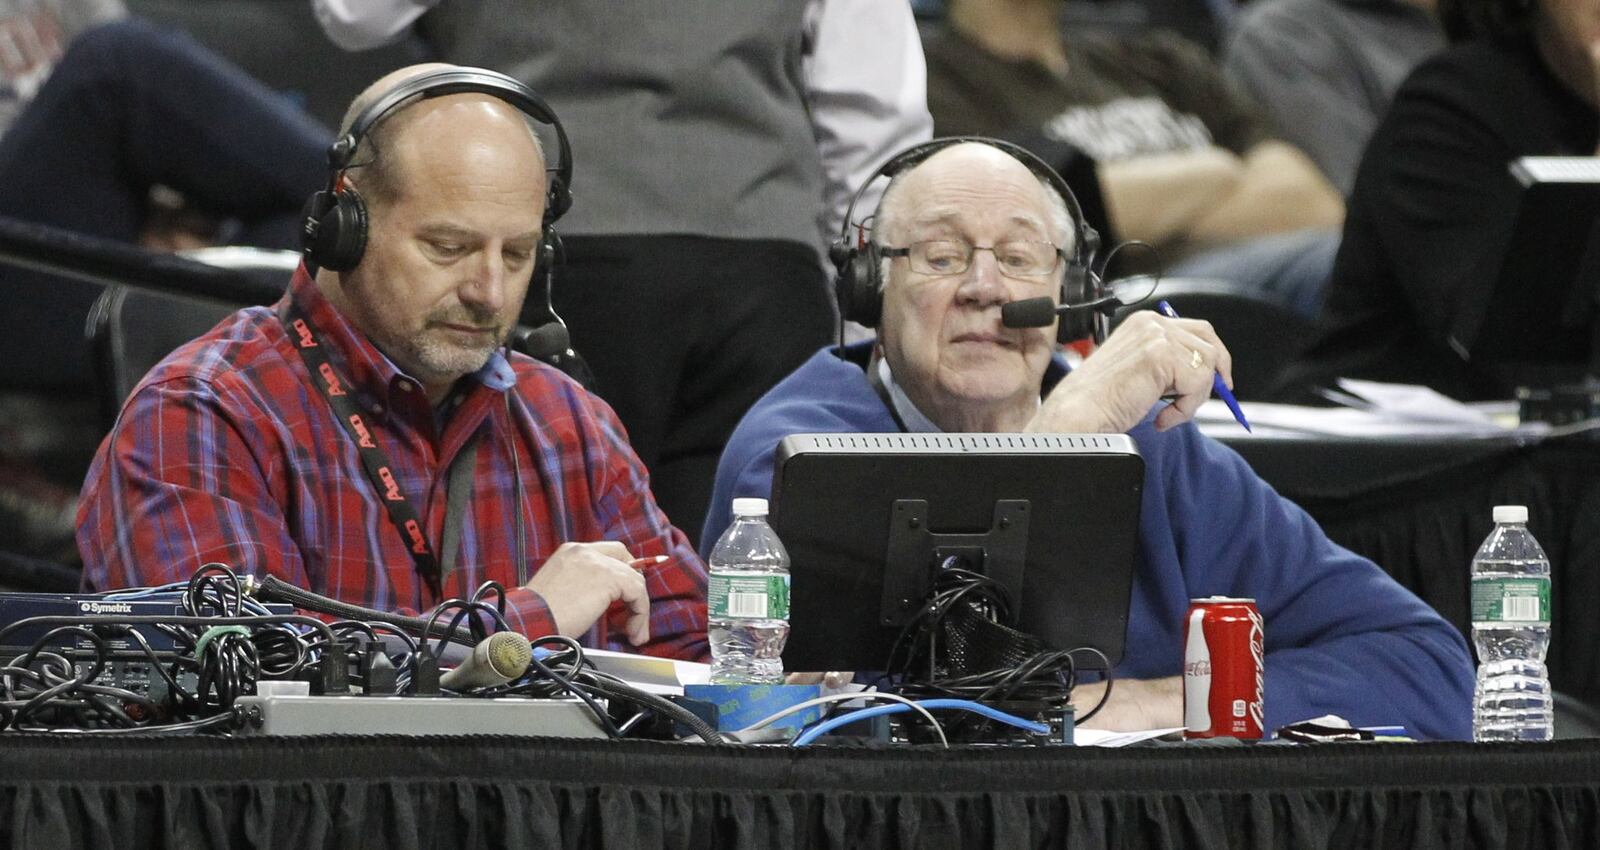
top-left (1156, 301), bottom-right (1251, 432)
top-left (1029, 298), bottom-right (1242, 435)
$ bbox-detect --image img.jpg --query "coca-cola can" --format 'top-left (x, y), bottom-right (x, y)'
top-left (1183, 597), bottom-right (1265, 739)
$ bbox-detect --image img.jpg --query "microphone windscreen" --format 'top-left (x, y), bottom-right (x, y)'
top-left (514, 322), bottom-right (572, 360)
top-left (485, 630), bottom-right (533, 679)
top-left (439, 631), bottom-right (533, 691)
top-left (1001, 296), bottom-right (1059, 329)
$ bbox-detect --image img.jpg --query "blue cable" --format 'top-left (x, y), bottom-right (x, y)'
top-left (790, 698), bottom-right (1050, 746)
top-left (98, 584), bottom-right (187, 600)
top-left (99, 585), bottom-right (276, 616)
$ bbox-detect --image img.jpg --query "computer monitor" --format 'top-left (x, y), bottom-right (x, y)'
top-left (769, 433), bottom-right (1144, 672)
top-left (1452, 157), bottom-right (1600, 389)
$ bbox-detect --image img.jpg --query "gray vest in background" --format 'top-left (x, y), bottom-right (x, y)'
top-left (419, 0), bottom-right (825, 250)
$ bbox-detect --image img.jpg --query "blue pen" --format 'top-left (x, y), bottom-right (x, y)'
top-left (1156, 300), bottom-right (1252, 432)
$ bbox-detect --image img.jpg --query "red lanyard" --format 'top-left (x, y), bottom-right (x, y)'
top-left (283, 301), bottom-right (448, 598)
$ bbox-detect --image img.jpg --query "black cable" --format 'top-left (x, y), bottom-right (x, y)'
top-left (425, 602), bottom-right (481, 657)
top-left (251, 625), bottom-right (309, 679)
top-left (252, 575), bottom-right (475, 644)
top-left (579, 674), bottom-right (724, 744)
top-left (495, 636), bottom-right (721, 743)
top-left (871, 562), bottom-right (1115, 741)
top-left (521, 651), bottom-right (622, 738)
top-left (184, 563), bottom-right (249, 617)
top-left (420, 598), bottom-right (512, 658)
top-left (1, 628), bottom-right (163, 731)
top-left (0, 613), bottom-right (339, 650)
top-left (470, 582), bottom-right (510, 622)
top-left (32, 711), bottom-right (244, 736)
top-left (496, 637), bottom-right (621, 737)
top-left (0, 613), bottom-right (340, 731)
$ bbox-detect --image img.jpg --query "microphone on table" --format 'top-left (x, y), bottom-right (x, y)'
top-left (439, 631), bottom-right (534, 691)
top-left (1000, 294), bottom-right (1125, 329)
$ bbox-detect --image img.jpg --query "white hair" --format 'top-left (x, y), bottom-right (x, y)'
top-left (872, 166), bottom-right (1077, 285)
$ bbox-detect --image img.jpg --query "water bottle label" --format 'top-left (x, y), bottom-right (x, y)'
top-left (1470, 576), bottom-right (1550, 623)
top-left (708, 574), bottom-right (790, 620)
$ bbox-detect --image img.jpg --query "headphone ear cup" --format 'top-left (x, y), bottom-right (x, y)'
top-left (834, 243), bottom-right (884, 328)
top-left (544, 178), bottom-right (572, 227)
top-left (311, 188), bottom-right (369, 272)
top-left (301, 190), bottom-right (335, 262)
top-left (539, 231), bottom-right (556, 271)
top-left (1057, 262), bottom-right (1094, 344)
top-left (525, 231), bottom-right (557, 323)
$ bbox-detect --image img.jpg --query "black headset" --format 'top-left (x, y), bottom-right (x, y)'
top-left (829, 136), bottom-right (1105, 344)
top-left (302, 66), bottom-right (572, 271)
top-left (300, 66), bottom-right (580, 363)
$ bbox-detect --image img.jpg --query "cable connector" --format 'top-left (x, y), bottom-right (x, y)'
top-left (315, 647), bottom-right (350, 695)
top-left (361, 642), bottom-right (398, 695)
top-left (411, 645), bottom-right (441, 696)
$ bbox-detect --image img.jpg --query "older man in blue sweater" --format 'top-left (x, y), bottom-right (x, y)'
top-left (703, 141), bottom-right (1473, 739)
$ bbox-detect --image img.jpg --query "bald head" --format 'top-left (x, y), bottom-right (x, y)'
top-left (340, 62), bottom-right (458, 135)
top-left (315, 66), bottom-right (554, 405)
top-left (875, 142), bottom-right (1074, 253)
top-left (337, 63), bottom-right (547, 209)
top-left (869, 142), bottom-right (1074, 435)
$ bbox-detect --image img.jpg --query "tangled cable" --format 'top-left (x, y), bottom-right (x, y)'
top-left (874, 559), bottom-right (1113, 738)
top-left (494, 635), bottom-right (724, 744)
top-left (0, 564), bottom-right (725, 742)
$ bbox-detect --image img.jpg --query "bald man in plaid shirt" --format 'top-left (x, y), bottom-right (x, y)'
top-left (77, 66), bottom-right (707, 660)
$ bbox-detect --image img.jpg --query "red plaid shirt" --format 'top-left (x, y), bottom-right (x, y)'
top-left (78, 266), bottom-right (708, 661)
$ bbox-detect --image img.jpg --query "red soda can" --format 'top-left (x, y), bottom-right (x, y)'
top-left (1183, 597), bottom-right (1265, 739)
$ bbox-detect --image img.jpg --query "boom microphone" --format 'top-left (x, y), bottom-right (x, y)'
top-left (439, 631), bottom-right (533, 691)
top-left (1001, 294), bottom-right (1124, 329)
top-left (509, 322), bottom-right (597, 389)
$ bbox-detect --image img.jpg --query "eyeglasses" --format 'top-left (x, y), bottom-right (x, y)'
top-left (881, 240), bottom-right (1066, 280)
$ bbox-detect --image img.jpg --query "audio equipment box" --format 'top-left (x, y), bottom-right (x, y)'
top-left (0, 592), bottom-right (295, 701)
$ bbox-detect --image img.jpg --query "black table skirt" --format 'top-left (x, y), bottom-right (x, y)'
top-left (1, 734), bottom-right (1597, 849)
top-left (1218, 434), bottom-right (1600, 702)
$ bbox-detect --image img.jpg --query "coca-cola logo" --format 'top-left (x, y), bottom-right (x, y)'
top-left (1248, 608), bottom-right (1266, 731)
top-left (1184, 659), bottom-right (1212, 677)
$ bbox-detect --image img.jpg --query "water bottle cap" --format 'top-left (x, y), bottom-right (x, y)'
top-left (1493, 505), bottom-right (1528, 524)
top-left (731, 497), bottom-right (769, 517)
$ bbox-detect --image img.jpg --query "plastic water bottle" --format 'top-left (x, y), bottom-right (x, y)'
top-left (1470, 505), bottom-right (1553, 741)
top-left (707, 498), bottom-right (790, 684)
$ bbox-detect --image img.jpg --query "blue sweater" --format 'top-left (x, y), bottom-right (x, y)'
top-left (704, 343), bottom-right (1474, 740)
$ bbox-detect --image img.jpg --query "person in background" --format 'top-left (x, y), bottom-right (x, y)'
top-left (0, 18), bottom-right (331, 391)
top-left (315, 0), bottom-right (933, 540)
top-left (0, 0), bottom-right (123, 135)
top-left (705, 141), bottom-right (1474, 738)
top-left (1276, 0), bottom-right (1600, 400)
top-left (0, 18), bottom-right (336, 576)
top-left (1223, 0), bottom-right (1446, 195)
top-left (77, 65), bottom-right (708, 661)
top-left (924, 0), bottom-right (1346, 319)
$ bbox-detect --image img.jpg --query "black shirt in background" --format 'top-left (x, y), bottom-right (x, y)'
top-left (925, 28), bottom-right (1272, 160)
top-left (923, 26), bottom-right (1274, 269)
top-left (1279, 35), bottom-right (1599, 401)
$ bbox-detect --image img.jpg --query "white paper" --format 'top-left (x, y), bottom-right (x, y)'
top-left (577, 648), bottom-right (710, 694)
top-left (1073, 727), bottom-right (1183, 747)
top-left (1194, 399), bottom-right (1512, 438)
top-left (1335, 379), bottom-right (1499, 426)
